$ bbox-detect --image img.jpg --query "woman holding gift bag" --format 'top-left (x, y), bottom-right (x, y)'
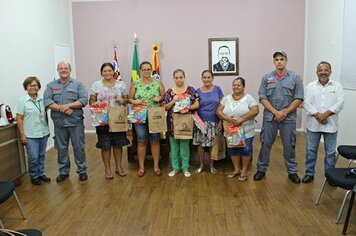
top-left (216, 77), bottom-right (259, 181)
top-left (192, 70), bottom-right (224, 175)
top-left (163, 69), bottom-right (199, 177)
top-left (89, 62), bottom-right (130, 179)
top-left (129, 61), bottom-right (165, 177)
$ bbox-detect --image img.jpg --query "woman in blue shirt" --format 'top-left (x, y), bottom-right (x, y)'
top-left (15, 77), bottom-right (50, 185)
top-left (193, 70), bottom-right (224, 174)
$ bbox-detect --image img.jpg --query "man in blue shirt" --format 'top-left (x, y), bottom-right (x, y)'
top-left (44, 61), bottom-right (88, 182)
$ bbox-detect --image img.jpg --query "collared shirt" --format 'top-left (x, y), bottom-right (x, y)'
top-left (304, 79), bottom-right (344, 133)
top-left (259, 70), bottom-right (304, 122)
top-left (43, 77), bottom-right (88, 127)
top-left (15, 94), bottom-right (50, 138)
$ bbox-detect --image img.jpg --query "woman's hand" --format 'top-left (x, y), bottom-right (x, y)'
top-left (115, 97), bottom-right (125, 105)
top-left (131, 99), bottom-right (141, 105)
top-left (216, 121), bottom-right (222, 132)
top-left (90, 102), bottom-right (100, 107)
top-left (20, 134), bottom-right (27, 145)
top-left (152, 96), bottom-right (162, 103)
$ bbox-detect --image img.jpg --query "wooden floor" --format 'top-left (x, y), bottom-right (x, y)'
top-left (1, 133), bottom-right (356, 235)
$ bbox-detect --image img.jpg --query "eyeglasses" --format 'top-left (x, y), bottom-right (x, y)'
top-left (141, 68), bottom-right (151, 71)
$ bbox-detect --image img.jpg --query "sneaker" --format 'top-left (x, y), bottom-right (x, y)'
top-left (253, 170), bottom-right (265, 181)
top-left (302, 175), bottom-right (314, 184)
top-left (168, 170), bottom-right (178, 177)
top-left (79, 173), bottom-right (88, 181)
top-left (39, 175), bottom-right (51, 182)
top-left (288, 173), bottom-right (301, 184)
top-left (183, 170), bottom-right (191, 178)
top-left (31, 178), bottom-right (42, 186)
top-left (56, 174), bottom-right (69, 182)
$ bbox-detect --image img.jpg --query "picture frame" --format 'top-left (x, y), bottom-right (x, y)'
top-left (208, 37), bottom-right (239, 76)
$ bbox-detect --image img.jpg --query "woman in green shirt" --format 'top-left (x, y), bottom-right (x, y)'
top-left (129, 61), bottom-right (165, 177)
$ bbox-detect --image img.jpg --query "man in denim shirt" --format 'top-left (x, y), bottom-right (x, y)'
top-left (44, 61), bottom-right (88, 182)
top-left (254, 51), bottom-right (304, 184)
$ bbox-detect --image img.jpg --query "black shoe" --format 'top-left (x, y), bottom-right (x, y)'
top-left (302, 175), bottom-right (314, 184)
top-left (31, 178), bottom-right (42, 186)
top-left (288, 173), bottom-right (301, 184)
top-left (56, 174), bottom-right (69, 182)
top-left (39, 175), bottom-right (51, 182)
top-left (79, 173), bottom-right (88, 181)
top-left (253, 171), bottom-right (265, 181)
top-left (327, 180), bottom-right (337, 187)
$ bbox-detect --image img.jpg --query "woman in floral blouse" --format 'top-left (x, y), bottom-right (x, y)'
top-left (163, 69), bottom-right (199, 178)
top-left (129, 61), bottom-right (165, 177)
top-left (89, 62), bottom-right (130, 179)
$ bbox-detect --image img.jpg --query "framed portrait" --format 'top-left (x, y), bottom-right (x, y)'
top-left (208, 37), bottom-right (239, 76)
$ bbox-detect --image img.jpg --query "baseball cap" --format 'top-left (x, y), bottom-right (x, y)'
top-left (273, 51), bottom-right (287, 59)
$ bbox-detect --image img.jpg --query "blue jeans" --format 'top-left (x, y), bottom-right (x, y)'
top-left (305, 129), bottom-right (337, 176)
top-left (26, 135), bottom-right (49, 179)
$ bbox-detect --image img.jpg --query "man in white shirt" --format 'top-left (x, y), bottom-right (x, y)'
top-left (302, 61), bottom-right (344, 183)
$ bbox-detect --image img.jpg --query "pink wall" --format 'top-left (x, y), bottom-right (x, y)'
top-left (72, 0), bottom-right (305, 131)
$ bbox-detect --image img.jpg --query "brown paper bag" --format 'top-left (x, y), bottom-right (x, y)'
top-left (210, 133), bottom-right (226, 160)
top-left (108, 106), bottom-right (128, 132)
top-left (173, 113), bottom-right (193, 139)
top-left (148, 107), bottom-right (167, 133)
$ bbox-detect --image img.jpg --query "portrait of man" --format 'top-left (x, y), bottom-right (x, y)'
top-left (213, 45), bottom-right (235, 72)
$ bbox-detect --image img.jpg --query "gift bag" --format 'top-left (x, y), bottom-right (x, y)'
top-left (173, 113), bottom-right (193, 139)
top-left (223, 121), bottom-right (246, 148)
top-left (148, 107), bottom-right (167, 133)
top-left (210, 133), bottom-right (226, 160)
top-left (89, 103), bottom-right (108, 126)
top-left (108, 106), bottom-right (128, 132)
top-left (127, 103), bottom-right (147, 124)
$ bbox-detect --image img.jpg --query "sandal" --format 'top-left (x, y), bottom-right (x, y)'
top-left (194, 167), bottom-right (203, 174)
top-left (238, 175), bottom-right (248, 182)
top-left (137, 170), bottom-right (145, 177)
top-left (183, 170), bottom-right (191, 177)
top-left (105, 174), bottom-right (114, 179)
top-left (227, 170), bottom-right (241, 178)
top-left (115, 169), bottom-right (127, 177)
top-left (154, 169), bottom-right (162, 176)
top-left (210, 167), bottom-right (217, 175)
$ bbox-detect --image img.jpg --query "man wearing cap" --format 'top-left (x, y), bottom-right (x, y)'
top-left (302, 61), bottom-right (344, 183)
top-left (254, 51), bottom-right (304, 183)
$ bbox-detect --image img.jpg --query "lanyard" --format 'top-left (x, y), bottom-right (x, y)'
top-left (31, 100), bottom-right (42, 113)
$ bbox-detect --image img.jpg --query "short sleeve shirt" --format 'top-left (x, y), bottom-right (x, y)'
top-left (90, 80), bottom-right (128, 107)
top-left (196, 86), bottom-right (224, 123)
top-left (163, 86), bottom-right (200, 135)
top-left (43, 78), bottom-right (88, 127)
top-left (220, 93), bottom-right (258, 138)
top-left (258, 70), bottom-right (304, 122)
top-left (15, 94), bottom-right (50, 138)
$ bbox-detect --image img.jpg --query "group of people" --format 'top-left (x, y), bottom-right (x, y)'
top-left (15, 50), bottom-right (344, 186)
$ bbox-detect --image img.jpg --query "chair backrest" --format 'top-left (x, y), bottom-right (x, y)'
top-left (338, 145), bottom-right (356, 160)
top-left (0, 182), bottom-right (15, 205)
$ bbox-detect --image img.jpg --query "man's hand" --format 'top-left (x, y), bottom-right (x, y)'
top-left (273, 110), bottom-right (287, 123)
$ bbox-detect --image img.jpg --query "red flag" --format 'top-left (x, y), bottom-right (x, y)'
top-left (113, 47), bottom-right (121, 80)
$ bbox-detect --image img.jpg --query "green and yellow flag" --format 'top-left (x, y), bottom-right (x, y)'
top-left (131, 44), bottom-right (140, 83)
